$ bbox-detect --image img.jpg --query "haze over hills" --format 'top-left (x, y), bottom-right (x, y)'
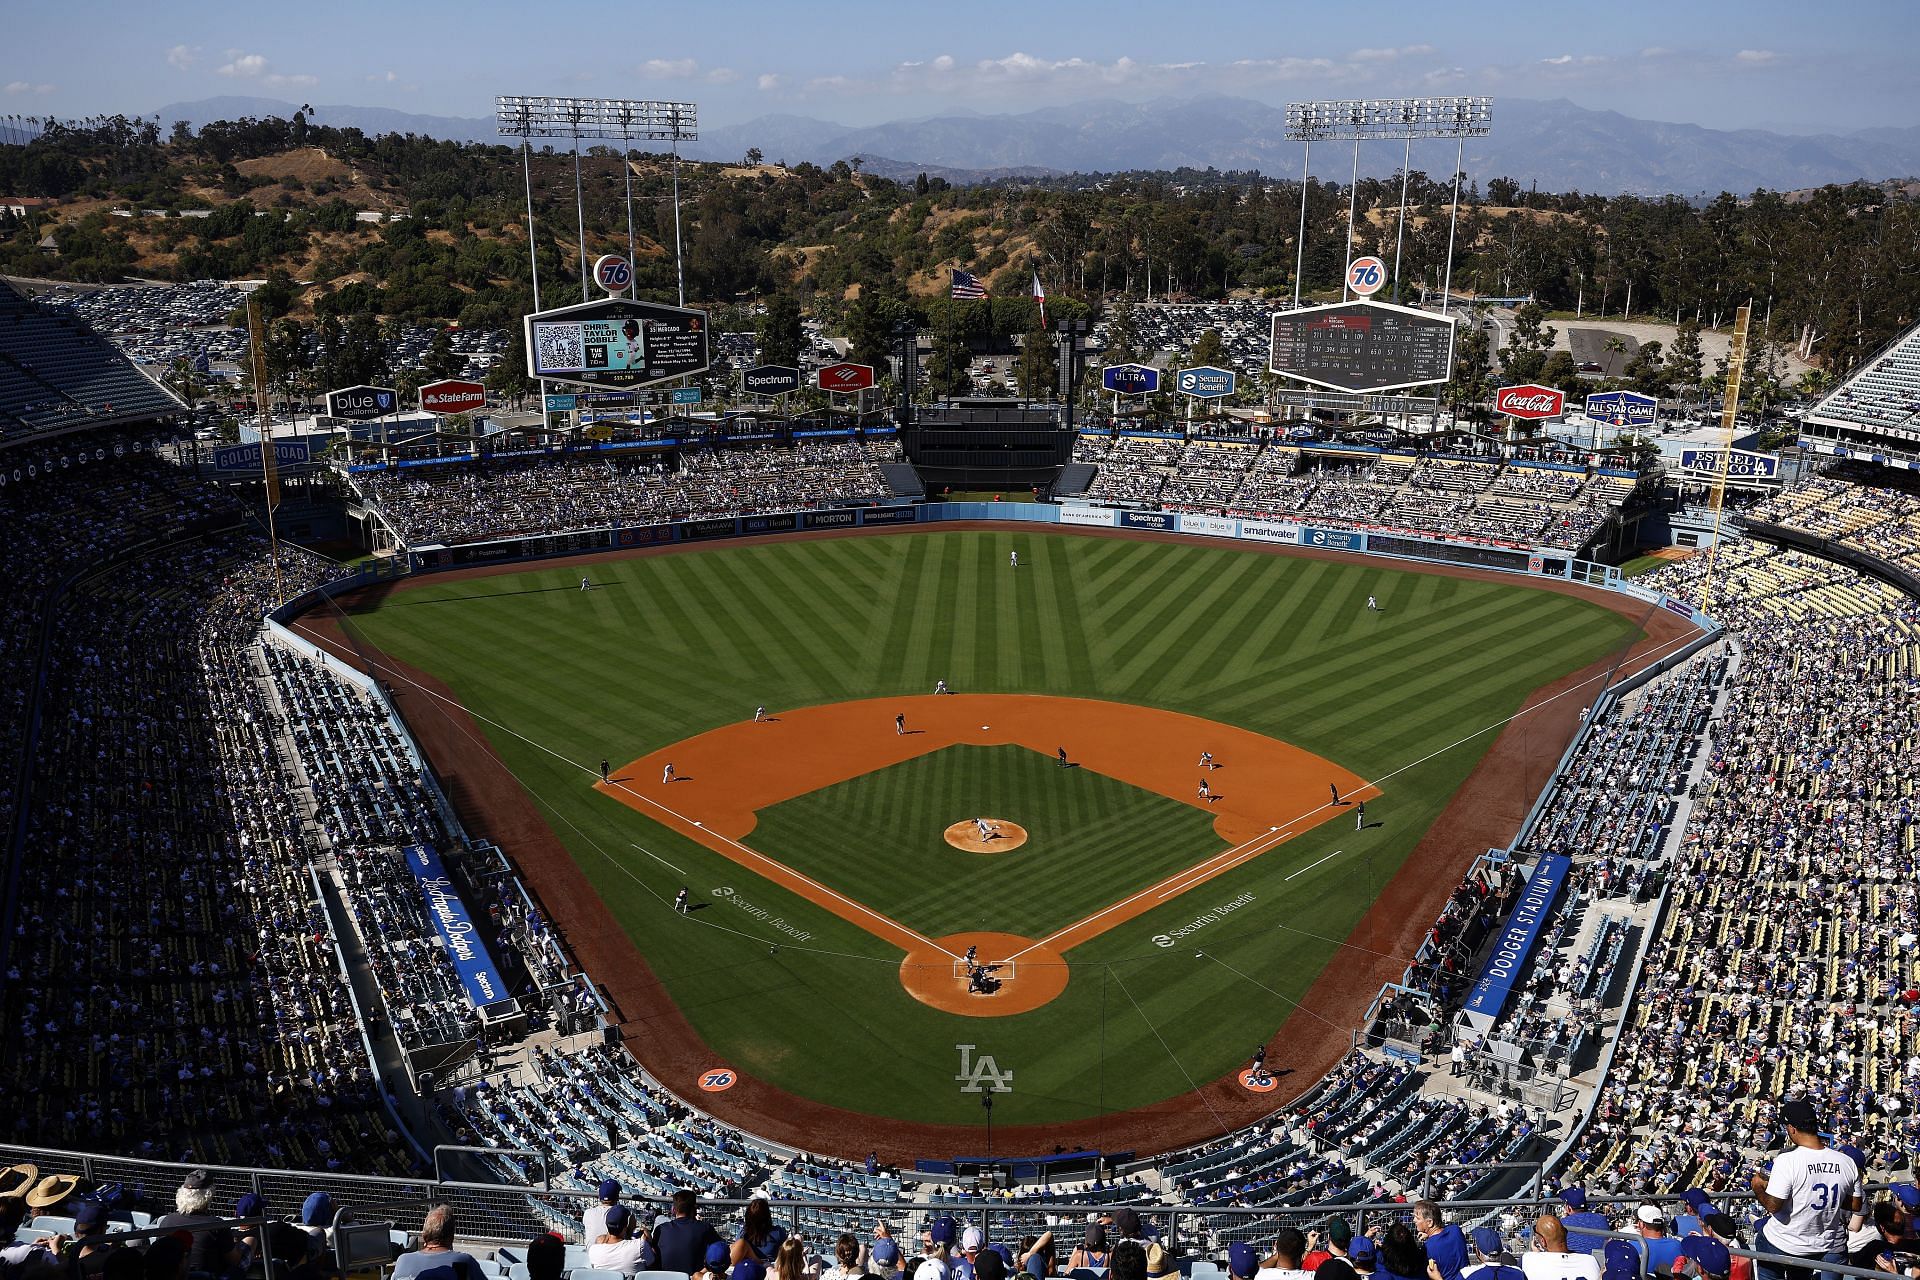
top-left (149, 93), bottom-right (1920, 196)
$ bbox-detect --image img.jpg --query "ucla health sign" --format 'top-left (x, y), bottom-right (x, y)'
top-left (403, 844), bottom-right (516, 1014)
top-left (1462, 852), bottom-right (1571, 1028)
top-left (1584, 390), bottom-right (1658, 427)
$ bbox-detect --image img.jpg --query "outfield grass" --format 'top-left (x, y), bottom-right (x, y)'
top-left (752, 744), bottom-right (1224, 940)
top-left (340, 528), bottom-right (1639, 1127)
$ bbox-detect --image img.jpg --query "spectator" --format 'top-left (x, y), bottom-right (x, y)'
top-left (1521, 1217), bottom-right (1599, 1280)
top-left (586, 1180), bottom-right (622, 1243)
top-left (1379, 1226), bottom-right (1430, 1280)
top-left (770, 1239), bottom-right (816, 1280)
top-left (1559, 1191), bottom-right (1612, 1257)
top-left (1848, 1200), bottom-right (1917, 1271)
top-left (1070, 1225), bottom-right (1110, 1272)
top-left (1350, 1240), bottom-right (1379, 1277)
top-left (1466, 1228), bottom-right (1524, 1280)
top-left (1112, 1243), bottom-right (1149, 1280)
top-left (154, 1171), bottom-right (240, 1279)
top-left (1230, 1244), bottom-right (1262, 1280)
top-left (589, 1205), bottom-right (656, 1278)
top-left (917, 1219), bottom-right (958, 1280)
top-left (1415, 1203), bottom-right (1471, 1280)
top-left (870, 1239), bottom-right (901, 1280)
top-left (822, 1234), bottom-right (870, 1280)
top-left (734, 1196), bottom-right (788, 1267)
top-left (656, 1190), bottom-right (724, 1275)
top-left (390, 1206), bottom-right (483, 1280)
top-left (1676, 1239), bottom-right (1731, 1280)
top-left (526, 1235), bottom-right (566, 1280)
top-left (71, 1201), bottom-right (122, 1278)
top-left (1259, 1230), bottom-right (1315, 1280)
top-left (1635, 1206), bottom-right (1683, 1275)
top-left (1750, 1099), bottom-right (1862, 1280)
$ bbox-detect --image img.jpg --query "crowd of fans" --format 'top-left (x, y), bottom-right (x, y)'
top-left (356, 441), bottom-right (903, 547)
top-left (1072, 435), bottom-right (1634, 550)
top-left (1748, 465), bottom-right (1920, 574)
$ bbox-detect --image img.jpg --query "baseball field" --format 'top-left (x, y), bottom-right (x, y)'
top-left (318, 526), bottom-right (1660, 1154)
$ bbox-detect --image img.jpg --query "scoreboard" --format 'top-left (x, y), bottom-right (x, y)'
top-left (523, 298), bottom-right (711, 391)
top-left (1269, 300), bottom-right (1456, 394)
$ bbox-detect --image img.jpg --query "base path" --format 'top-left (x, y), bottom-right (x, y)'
top-left (294, 521), bottom-right (1700, 1159)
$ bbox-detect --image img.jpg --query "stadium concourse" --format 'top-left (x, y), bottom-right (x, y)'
top-left (4, 288), bottom-right (1920, 1280)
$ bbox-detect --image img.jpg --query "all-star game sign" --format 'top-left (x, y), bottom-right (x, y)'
top-left (523, 298), bottom-right (711, 391)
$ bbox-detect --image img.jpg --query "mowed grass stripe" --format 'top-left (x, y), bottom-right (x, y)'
top-left (345, 528), bottom-right (1647, 1126)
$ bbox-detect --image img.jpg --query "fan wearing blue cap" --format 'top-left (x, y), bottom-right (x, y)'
top-left (1464, 1226), bottom-right (1524, 1280)
top-left (1556, 1190), bottom-right (1611, 1258)
top-left (1229, 1244), bottom-right (1262, 1280)
top-left (1677, 1237), bottom-right (1731, 1280)
top-left (918, 1217), bottom-right (960, 1280)
top-left (589, 1203), bottom-right (657, 1277)
top-left (1750, 1097), bottom-right (1862, 1280)
top-left (583, 1180), bottom-right (622, 1245)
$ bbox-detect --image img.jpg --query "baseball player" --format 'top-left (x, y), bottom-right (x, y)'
top-left (974, 818), bottom-right (997, 841)
top-left (1009, 550), bottom-right (1019, 569)
top-left (753, 705), bottom-right (766, 723)
top-left (1356, 801), bottom-right (1367, 830)
top-left (895, 713), bottom-right (906, 735)
top-left (1198, 778), bottom-right (1212, 801)
top-left (662, 762), bottom-right (676, 784)
top-left (581, 576), bottom-right (591, 592)
top-left (1057, 746), bottom-right (1069, 768)
top-left (934, 679), bottom-right (949, 695)
top-left (674, 887), bottom-right (690, 914)
top-left (599, 758), bottom-right (610, 783)
top-left (1251, 1045), bottom-right (1269, 1084)
top-left (1366, 595), bottom-right (1379, 611)
top-left (964, 944), bottom-right (978, 967)
top-left (1199, 751), bottom-right (1215, 770)
top-left (1330, 782), bottom-right (1341, 806)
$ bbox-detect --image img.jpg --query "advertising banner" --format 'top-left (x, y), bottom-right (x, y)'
top-left (614, 525), bottom-right (673, 547)
top-left (803, 509), bottom-right (859, 529)
top-left (401, 844), bottom-right (515, 1014)
top-left (1585, 389), bottom-right (1658, 428)
top-left (740, 513), bottom-right (800, 534)
top-left (1302, 526), bottom-right (1365, 551)
top-left (1462, 853), bottom-right (1571, 1027)
top-left (860, 506), bottom-right (920, 525)
top-left (679, 517), bottom-right (738, 540)
top-left (1178, 513), bottom-right (1238, 537)
top-left (1117, 509), bottom-right (1176, 531)
top-left (524, 297), bottom-right (710, 390)
top-left (213, 439), bottom-right (312, 472)
top-left (1238, 519), bottom-right (1302, 544)
top-left (1058, 505), bottom-right (1117, 527)
top-left (543, 393), bottom-right (579, 412)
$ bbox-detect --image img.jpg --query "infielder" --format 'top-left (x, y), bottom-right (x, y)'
top-left (599, 758), bottom-right (610, 783)
top-left (1356, 801), bottom-right (1367, 830)
top-left (1199, 751), bottom-right (1215, 770)
top-left (1198, 778), bottom-right (1212, 801)
top-left (894, 713), bottom-right (906, 735)
top-left (934, 679), bottom-right (949, 695)
top-left (753, 705), bottom-right (766, 723)
top-left (662, 762), bottom-right (676, 784)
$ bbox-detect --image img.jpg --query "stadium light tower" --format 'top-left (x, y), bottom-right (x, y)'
top-left (1284, 97), bottom-right (1492, 309)
top-left (496, 96), bottom-right (699, 307)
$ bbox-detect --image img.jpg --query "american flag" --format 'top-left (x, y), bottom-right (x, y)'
top-left (950, 268), bottom-right (988, 299)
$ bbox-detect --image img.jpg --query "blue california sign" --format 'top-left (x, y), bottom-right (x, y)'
top-left (1177, 366), bottom-right (1236, 398)
top-left (1585, 389), bottom-right (1658, 427)
top-left (1103, 363), bottom-right (1160, 395)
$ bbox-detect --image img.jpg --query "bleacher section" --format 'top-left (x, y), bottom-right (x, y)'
top-left (0, 282), bottom-right (182, 439)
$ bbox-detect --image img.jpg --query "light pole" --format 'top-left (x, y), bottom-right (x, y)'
top-left (1285, 98), bottom-right (1491, 312)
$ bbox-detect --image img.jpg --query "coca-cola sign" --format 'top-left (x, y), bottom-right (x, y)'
top-left (1494, 384), bottom-right (1565, 420)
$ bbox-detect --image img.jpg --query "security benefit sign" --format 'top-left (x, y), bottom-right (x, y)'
top-left (402, 844), bottom-right (517, 1015)
top-left (524, 298), bottom-right (711, 390)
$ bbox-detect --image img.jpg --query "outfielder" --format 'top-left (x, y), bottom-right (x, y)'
top-left (581, 576), bottom-right (591, 592)
top-left (1010, 550), bottom-right (1019, 569)
top-left (674, 887), bottom-right (690, 914)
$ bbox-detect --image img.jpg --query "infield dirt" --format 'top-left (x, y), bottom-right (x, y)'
top-left (294, 522), bottom-right (1698, 1158)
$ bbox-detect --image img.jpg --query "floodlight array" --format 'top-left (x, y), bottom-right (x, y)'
top-left (1284, 97), bottom-right (1492, 141)
top-left (495, 96), bottom-right (698, 141)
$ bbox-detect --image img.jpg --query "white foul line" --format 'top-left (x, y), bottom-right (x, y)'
top-left (1286, 848), bottom-right (1347, 882)
top-left (629, 842), bottom-right (686, 878)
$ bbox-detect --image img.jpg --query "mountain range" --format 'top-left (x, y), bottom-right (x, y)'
top-left (150, 93), bottom-right (1920, 196)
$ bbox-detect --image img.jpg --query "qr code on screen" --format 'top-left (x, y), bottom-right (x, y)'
top-left (535, 324), bottom-right (583, 373)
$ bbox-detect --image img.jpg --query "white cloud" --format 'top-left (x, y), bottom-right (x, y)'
top-left (1541, 54), bottom-right (1574, 65)
top-left (366, 70), bottom-right (399, 83)
top-left (166, 44), bottom-right (197, 71)
top-left (705, 67), bottom-right (739, 84)
top-left (1735, 49), bottom-right (1779, 64)
top-left (640, 57), bottom-right (698, 79)
top-left (218, 53), bottom-right (268, 77)
top-left (1640, 46), bottom-right (1674, 58)
top-left (756, 73), bottom-right (782, 91)
top-left (1351, 44), bottom-right (1434, 62)
top-left (4, 81), bottom-right (55, 95)
top-left (932, 54), bottom-right (955, 72)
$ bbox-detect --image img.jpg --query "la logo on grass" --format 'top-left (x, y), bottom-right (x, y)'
top-left (954, 1043), bottom-right (1014, 1093)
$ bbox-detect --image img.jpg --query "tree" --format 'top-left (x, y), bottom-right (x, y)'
top-left (1666, 320), bottom-right (1705, 399)
top-left (1015, 326), bottom-right (1058, 399)
top-left (1499, 301), bottom-right (1557, 381)
top-left (927, 327), bottom-right (972, 399)
top-left (423, 328), bottom-right (463, 380)
top-left (757, 294), bottom-right (804, 369)
top-left (1444, 326), bottom-right (1495, 422)
top-left (842, 293), bottom-right (906, 371)
top-left (1623, 340), bottom-right (1672, 397)
top-left (1539, 350), bottom-right (1586, 398)
top-left (1104, 299), bottom-right (1141, 363)
top-left (1188, 327), bottom-right (1226, 368)
top-left (745, 147), bottom-right (763, 166)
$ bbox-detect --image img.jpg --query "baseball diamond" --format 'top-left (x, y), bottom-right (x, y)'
top-left (307, 524), bottom-right (1686, 1152)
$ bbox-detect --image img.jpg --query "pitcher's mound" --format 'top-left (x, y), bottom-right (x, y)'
top-left (944, 819), bottom-right (1027, 853)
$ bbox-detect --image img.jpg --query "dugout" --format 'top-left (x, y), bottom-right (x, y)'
top-left (904, 399), bottom-right (1072, 493)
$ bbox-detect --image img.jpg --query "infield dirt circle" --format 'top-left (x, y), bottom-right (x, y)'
top-left (942, 819), bottom-right (1028, 853)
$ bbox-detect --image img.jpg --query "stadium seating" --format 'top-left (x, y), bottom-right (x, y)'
top-left (0, 283), bottom-right (182, 439)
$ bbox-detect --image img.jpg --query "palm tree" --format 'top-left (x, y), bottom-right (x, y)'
top-left (1795, 367), bottom-right (1835, 401)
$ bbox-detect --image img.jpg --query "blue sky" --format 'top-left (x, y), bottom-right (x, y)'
top-left (5, 0), bottom-right (1915, 134)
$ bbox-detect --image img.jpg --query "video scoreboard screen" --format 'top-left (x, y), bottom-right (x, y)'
top-left (523, 298), bottom-right (710, 390)
top-left (1269, 300), bottom-right (1456, 394)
